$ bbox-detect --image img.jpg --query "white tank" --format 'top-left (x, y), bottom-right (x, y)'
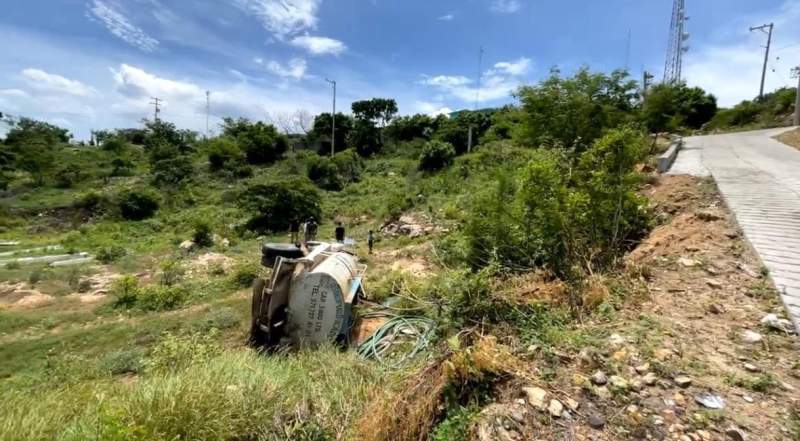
top-left (287, 252), bottom-right (359, 347)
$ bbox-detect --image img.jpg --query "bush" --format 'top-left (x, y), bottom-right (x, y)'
top-left (307, 156), bottom-right (344, 190)
top-left (54, 163), bottom-right (86, 188)
top-left (137, 284), bottom-right (189, 311)
top-left (96, 245), bottom-right (127, 264)
top-left (238, 177), bottom-right (322, 233)
top-left (642, 83), bottom-right (717, 132)
top-left (118, 190), bottom-right (159, 220)
top-left (222, 118), bottom-right (288, 164)
top-left (151, 155), bottom-right (194, 188)
top-left (192, 219), bottom-right (214, 248)
top-left (110, 158), bottom-right (135, 177)
top-left (74, 191), bottom-right (113, 217)
top-left (111, 275), bottom-right (140, 308)
top-left (348, 119), bottom-right (382, 157)
top-left (205, 137), bottom-right (249, 177)
top-left (194, 307), bottom-right (240, 332)
top-left (463, 127), bottom-right (650, 277)
top-left (228, 262), bottom-right (261, 288)
top-left (101, 136), bottom-right (128, 152)
top-left (419, 140), bottom-right (456, 171)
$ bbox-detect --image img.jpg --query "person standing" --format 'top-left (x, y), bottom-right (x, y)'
top-left (367, 230), bottom-right (374, 254)
top-left (307, 217), bottom-right (318, 242)
top-left (335, 221), bottom-right (345, 243)
top-left (290, 218), bottom-right (300, 244)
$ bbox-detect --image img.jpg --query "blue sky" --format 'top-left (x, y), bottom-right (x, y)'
top-left (1, 0), bottom-right (798, 140)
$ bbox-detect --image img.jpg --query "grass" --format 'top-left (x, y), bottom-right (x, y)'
top-left (0, 346), bottom-right (388, 441)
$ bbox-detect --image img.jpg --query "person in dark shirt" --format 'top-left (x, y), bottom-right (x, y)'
top-left (289, 218), bottom-right (300, 244)
top-left (335, 221), bottom-right (345, 243)
top-left (367, 230), bottom-right (374, 254)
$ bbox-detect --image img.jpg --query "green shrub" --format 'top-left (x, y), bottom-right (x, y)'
top-left (228, 262), bottom-right (261, 288)
top-left (419, 140), bottom-right (456, 171)
top-left (222, 118), bottom-right (288, 164)
top-left (192, 219), bottom-right (214, 248)
top-left (308, 156), bottom-right (344, 190)
top-left (332, 149), bottom-right (364, 184)
top-left (28, 268), bottom-right (45, 285)
top-left (464, 127), bottom-right (650, 276)
top-left (151, 155), bottom-right (194, 188)
top-left (110, 158), bottom-right (134, 177)
top-left (111, 275), bottom-right (140, 308)
top-left (96, 245), bottom-right (127, 264)
top-left (137, 284), bottom-right (189, 311)
top-left (75, 191), bottom-right (114, 217)
top-left (238, 177), bottom-right (322, 233)
top-left (159, 259), bottom-right (184, 287)
top-left (101, 136), bottom-right (128, 152)
top-left (54, 163), bottom-right (86, 188)
top-left (118, 190), bottom-right (159, 220)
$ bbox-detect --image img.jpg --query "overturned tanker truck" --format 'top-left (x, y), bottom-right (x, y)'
top-left (249, 241), bottom-right (366, 348)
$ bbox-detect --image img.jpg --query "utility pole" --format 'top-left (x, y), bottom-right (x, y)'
top-left (642, 70), bottom-right (654, 99)
top-left (205, 91), bottom-right (210, 138)
top-left (469, 46), bottom-right (484, 154)
top-left (750, 23), bottom-right (774, 100)
top-left (325, 78), bottom-right (336, 156)
top-left (792, 66), bottom-right (800, 126)
top-left (149, 97), bottom-right (162, 122)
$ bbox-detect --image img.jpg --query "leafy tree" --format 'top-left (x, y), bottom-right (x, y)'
top-left (238, 177), bottom-right (322, 233)
top-left (222, 118), bottom-right (288, 164)
top-left (151, 156), bottom-right (194, 188)
top-left (642, 83), bottom-right (717, 132)
top-left (4, 118), bottom-right (71, 147)
top-left (385, 114), bottom-right (439, 142)
top-left (310, 112), bottom-right (353, 154)
top-left (434, 111), bottom-right (492, 154)
top-left (204, 137), bottom-right (248, 175)
top-left (516, 68), bottom-right (640, 152)
top-left (348, 119), bottom-right (382, 157)
top-left (142, 119), bottom-right (196, 154)
top-left (351, 98), bottom-right (398, 127)
top-left (419, 140), bottom-right (456, 171)
top-left (306, 149), bottom-right (364, 191)
top-left (110, 158), bottom-right (135, 177)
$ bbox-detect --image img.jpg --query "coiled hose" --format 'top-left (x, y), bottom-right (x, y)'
top-left (356, 314), bottom-right (436, 368)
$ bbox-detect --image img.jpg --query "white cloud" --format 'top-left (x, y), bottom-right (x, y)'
top-left (437, 13), bottom-right (455, 21)
top-left (491, 57), bottom-right (531, 76)
top-left (21, 68), bottom-right (98, 97)
top-left (290, 35), bottom-right (346, 56)
top-left (254, 57), bottom-right (264, 64)
top-left (234, 0), bottom-right (321, 39)
top-left (0, 89), bottom-right (31, 99)
top-left (266, 58), bottom-right (308, 79)
top-left (415, 101), bottom-right (452, 116)
top-left (490, 0), bottom-right (521, 14)
top-left (111, 64), bottom-right (201, 100)
top-left (421, 75), bottom-right (472, 88)
top-left (87, 0), bottom-right (159, 52)
top-left (420, 58), bottom-right (531, 104)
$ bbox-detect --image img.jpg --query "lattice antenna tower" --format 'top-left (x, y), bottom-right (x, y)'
top-left (663, 0), bottom-right (689, 83)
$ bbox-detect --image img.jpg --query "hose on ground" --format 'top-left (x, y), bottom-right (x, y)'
top-left (356, 314), bottom-right (436, 368)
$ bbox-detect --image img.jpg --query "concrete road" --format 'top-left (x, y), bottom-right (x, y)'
top-left (671, 127), bottom-right (800, 333)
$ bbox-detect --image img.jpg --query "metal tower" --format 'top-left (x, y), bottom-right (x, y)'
top-left (663, 0), bottom-right (689, 83)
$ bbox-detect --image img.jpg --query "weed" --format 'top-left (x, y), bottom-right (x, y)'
top-left (101, 349), bottom-right (144, 375)
top-left (227, 261), bottom-right (261, 288)
top-left (193, 307), bottom-right (241, 332)
top-left (430, 405), bottom-right (478, 441)
top-left (137, 284), bottom-right (188, 311)
top-left (726, 373), bottom-right (780, 393)
top-left (111, 275), bottom-right (140, 309)
top-left (96, 245), bottom-right (127, 264)
top-left (159, 259), bottom-right (184, 287)
top-left (5, 260), bottom-right (21, 270)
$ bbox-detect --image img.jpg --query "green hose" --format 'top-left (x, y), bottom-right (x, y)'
top-left (356, 315), bottom-right (436, 368)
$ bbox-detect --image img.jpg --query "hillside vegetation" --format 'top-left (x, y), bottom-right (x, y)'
top-left (0, 71), bottom-right (797, 440)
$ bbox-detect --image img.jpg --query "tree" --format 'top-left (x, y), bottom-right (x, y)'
top-left (221, 118), bottom-right (288, 164)
top-left (142, 119), bottom-right (196, 154)
top-left (385, 114), bottom-right (438, 142)
top-left (238, 177), bottom-right (322, 233)
top-left (351, 98), bottom-right (398, 127)
top-left (434, 110), bottom-right (493, 154)
top-left (310, 112), bottom-right (353, 154)
top-left (516, 68), bottom-right (640, 152)
top-left (348, 119), bottom-right (382, 157)
top-left (642, 83), bottom-right (717, 132)
top-left (3, 118), bottom-right (69, 186)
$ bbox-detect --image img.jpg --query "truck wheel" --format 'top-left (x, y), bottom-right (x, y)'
top-left (249, 278), bottom-right (268, 347)
top-left (261, 243), bottom-right (305, 267)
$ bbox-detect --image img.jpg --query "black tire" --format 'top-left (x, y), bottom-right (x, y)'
top-left (249, 278), bottom-right (268, 347)
top-left (261, 243), bottom-right (304, 267)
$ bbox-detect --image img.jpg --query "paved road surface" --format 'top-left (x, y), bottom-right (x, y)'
top-left (672, 127), bottom-right (800, 332)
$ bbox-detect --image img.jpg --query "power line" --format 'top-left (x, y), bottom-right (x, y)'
top-left (750, 23), bottom-right (774, 100)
